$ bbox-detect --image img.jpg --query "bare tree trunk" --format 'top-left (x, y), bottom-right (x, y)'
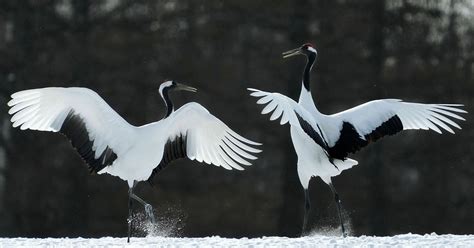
top-left (368, 0), bottom-right (388, 236)
top-left (71, 0), bottom-right (92, 81)
top-left (277, 0), bottom-right (311, 237)
top-left (0, 102), bottom-right (10, 233)
top-left (68, 0), bottom-right (91, 235)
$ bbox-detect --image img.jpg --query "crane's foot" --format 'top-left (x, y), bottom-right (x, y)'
top-left (127, 216), bottom-right (132, 243)
top-left (144, 203), bottom-right (157, 224)
top-left (301, 220), bottom-right (308, 237)
top-left (301, 189), bottom-right (311, 237)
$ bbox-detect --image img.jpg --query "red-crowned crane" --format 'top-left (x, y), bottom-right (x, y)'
top-left (8, 81), bottom-right (261, 242)
top-left (248, 43), bottom-right (466, 237)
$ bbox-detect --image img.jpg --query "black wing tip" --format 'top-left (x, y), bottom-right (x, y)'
top-left (60, 110), bottom-right (118, 173)
top-left (328, 115), bottom-right (403, 160)
top-left (147, 133), bottom-right (188, 182)
top-left (294, 110), bottom-right (329, 150)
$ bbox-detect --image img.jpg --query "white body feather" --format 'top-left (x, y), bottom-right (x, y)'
top-left (249, 88), bottom-right (465, 188)
top-left (8, 87), bottom-right (261, 187)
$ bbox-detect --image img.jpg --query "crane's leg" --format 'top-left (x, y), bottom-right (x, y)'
top-left (127, 188), bottom-right (133, 243)
top-left (329, 183), bottom-right (347, 237)
top-left (129, 186), bottom-right (157, 225)
top-left (301, 189), bottom-right (311, 236)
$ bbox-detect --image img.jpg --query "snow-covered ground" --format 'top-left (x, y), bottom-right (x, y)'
top-left (0, 234), bottom-right (473, 247)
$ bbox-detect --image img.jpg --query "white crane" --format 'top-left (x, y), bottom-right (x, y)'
top-left (8, 81), bottom-right (261, 242)
top-left (248, 43), bottom-right (466, 237)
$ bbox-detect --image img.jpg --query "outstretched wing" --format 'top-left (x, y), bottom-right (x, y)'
top-left (326, 99), bottom-right (467, 159)
top-left (148, 102), bottom-right (261, 182)
top-left (248, 88), bottom-right (329, 150)
top-left (8, 87), bottom-right (135, 173)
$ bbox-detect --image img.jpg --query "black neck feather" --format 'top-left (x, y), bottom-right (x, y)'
top-left (162, 88), bottom-right (173, 119)
top-left (303, 53), bottom-right (316, 91)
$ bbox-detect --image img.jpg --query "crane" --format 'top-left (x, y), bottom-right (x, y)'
top-left (248, 43), bottom-right (466, 236)
top-left (8, 81), bottom-right (261, 242)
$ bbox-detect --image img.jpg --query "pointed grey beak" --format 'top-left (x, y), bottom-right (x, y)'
top-left (175, 83), bottom-right (197, 93)
top-left (282, 48), bottom-right (302, 58)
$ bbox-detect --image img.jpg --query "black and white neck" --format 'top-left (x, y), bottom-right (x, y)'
top-left (159, 81), bottom-right (175, 119)
top-left (283, 43), bottom-right (320, 114)
top-left (302, 46), bottom-right (317, 92)
top-left (158, 80), bottom-right (197, 119)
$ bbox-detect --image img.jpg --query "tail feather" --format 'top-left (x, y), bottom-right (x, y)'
top-left (334, 158), bottom-right (358, 172)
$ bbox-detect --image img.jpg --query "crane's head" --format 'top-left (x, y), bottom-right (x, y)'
top-left (159, 80), bottom-right (197, 98)
top-left (282, 43), bottom-right (317, 58)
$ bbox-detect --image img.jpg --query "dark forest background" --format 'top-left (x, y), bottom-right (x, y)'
top-left (0, 0), bottom-right (473, 238)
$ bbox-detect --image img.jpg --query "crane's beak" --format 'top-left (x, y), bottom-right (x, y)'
top-left (175, 83), bottom-right (197, 93)
top-left (282, 48), bottom-right (302, 58)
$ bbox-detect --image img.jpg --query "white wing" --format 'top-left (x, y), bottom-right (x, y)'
top-left (158, 102), bottom-right (261, 171)
top-left (248, 88), bottom-right (329, 149)
top-left (8, 87), bottom-right (136, 173)
top-left (324, 99), bottom-right (466, 159)
top-left (331, 99), bottom-right (466, 135)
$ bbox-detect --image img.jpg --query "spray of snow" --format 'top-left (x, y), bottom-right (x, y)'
top-left (132, 206), bottom-right (186, 237)
top-left (308, 207), bottom-right (353, 237)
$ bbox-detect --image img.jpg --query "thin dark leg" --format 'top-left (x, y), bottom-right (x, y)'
top-left (301, 189), bottom-right (311, 236)
top-left (127, 188), bottom-right (133, 243)
top-left (329, 183), bottom-right (347, 237)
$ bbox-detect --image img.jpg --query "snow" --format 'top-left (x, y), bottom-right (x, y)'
top-left (0, 234), bottom-right (473, 247)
